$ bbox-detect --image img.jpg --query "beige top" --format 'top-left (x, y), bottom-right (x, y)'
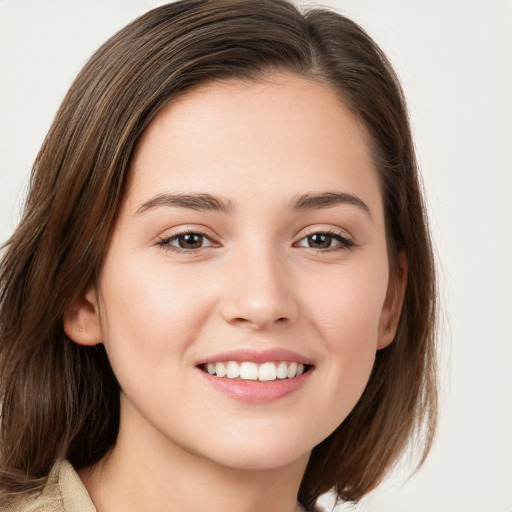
top-left (5, 461), bottom-right (96, 512)
top-left (5, 461), bottom-right (319, 512)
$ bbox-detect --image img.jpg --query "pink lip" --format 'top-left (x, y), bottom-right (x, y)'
top-left (196, 348), bottom-right (314, 366)
top-left (195, 348), bottom-right (315, 404)
top-left (198, 368), bottom-right (313, 403)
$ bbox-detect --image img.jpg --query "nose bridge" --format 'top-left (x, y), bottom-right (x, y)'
top-left (221, 238), bottom-right (298, 329)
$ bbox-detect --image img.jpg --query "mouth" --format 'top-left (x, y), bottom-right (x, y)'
top-left (196, 349), bottom-right (314, 403)
top-left (199, 360), bottom-right (312, 382)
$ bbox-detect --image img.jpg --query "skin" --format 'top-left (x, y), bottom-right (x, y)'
top-left (65, 73), bottom-right (406, 512)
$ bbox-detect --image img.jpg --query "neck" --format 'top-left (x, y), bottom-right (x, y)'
top-left (79, 398), bottom-right (310, 512)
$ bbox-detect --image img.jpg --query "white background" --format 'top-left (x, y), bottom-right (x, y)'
top-left (1, 1), bottom-right (511, 511)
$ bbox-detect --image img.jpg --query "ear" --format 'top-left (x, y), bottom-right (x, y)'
top-left (377, 251), bottom-right (408, 350)
top-left (63, 285), bottom-right (102, 346)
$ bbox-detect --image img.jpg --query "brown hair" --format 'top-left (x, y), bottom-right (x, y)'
top-left (0, 0), bottom-right (437, 508)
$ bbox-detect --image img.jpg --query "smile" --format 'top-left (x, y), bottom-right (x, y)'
top-left (197, 349), bottom-right (314, 402)
top-left (201, 361), bottom-right (309, 381)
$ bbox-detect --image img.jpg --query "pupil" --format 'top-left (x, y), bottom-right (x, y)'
top-left (309, 234), bottom-right (331, 248)
top-left (179, 233), bottom-right (203, 249)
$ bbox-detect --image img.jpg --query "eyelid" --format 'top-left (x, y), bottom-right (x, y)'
top-left (154, 224), bottom-right (355, 254)
top-left (293, 226), bottom-right (355, 250)
top-left (298, 224), bottom-right (353, 239)
top-left (156, 226), bottom-right (221, 253)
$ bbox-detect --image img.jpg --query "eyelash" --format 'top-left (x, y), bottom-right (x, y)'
top-left (294, 229), bottom-right (355, 252)
top-left (156, 230), bottom-right (217, 253)
top-left (156, 229), bottom-right (355, 254)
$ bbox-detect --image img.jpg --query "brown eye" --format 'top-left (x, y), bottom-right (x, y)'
top-left (307, 234), bottom-right (334, 249)
top-left (157, 231), bottom-right (216, 252)
top-left (177, 233), bottom-right (204, 249)
top-left (295, 231), bottom-right (354, 251)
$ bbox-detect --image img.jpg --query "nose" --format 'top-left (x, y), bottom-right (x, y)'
top-left (220, 246), bottom-right (299, 330)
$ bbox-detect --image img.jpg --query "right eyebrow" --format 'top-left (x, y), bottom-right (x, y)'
top-left (136, 193), bottom-right (235, 215)
top-left (290, 192), bottom-right (372, 218)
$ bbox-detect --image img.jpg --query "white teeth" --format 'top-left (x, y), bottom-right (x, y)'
top-left (205, 361), bottom-right (308, 381)
top-left (259, 362), bottom-right (277, 381)
top-left (287, 362), bottom-right (297, 378)
top-left (276, 361), bottom-right (288, 379)
top-left (215, 362), bottom-right (226, 378)
top-left (240, 362), bottom-right (259, 380)
top-left (226, 361), bottom-right (240, 379)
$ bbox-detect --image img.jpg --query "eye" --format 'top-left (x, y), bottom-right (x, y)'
top-left (157, 231), bottom-right (218, 252)
top-left (295, 231), bottom-right (354, 251)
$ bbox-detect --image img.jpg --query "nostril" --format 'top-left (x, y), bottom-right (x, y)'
top-left (233, 317), bottom-right (250, 323)
top-left (229, 316), bottom-right (290, 329)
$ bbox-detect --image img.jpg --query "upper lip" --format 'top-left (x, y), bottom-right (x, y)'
top-left (196, 348), bottom-right (314, 366)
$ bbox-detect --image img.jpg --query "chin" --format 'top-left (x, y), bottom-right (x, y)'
top-left (213, 447), bottom-right (310, 472)
top-left (187, 430), bottom-right (315, 472)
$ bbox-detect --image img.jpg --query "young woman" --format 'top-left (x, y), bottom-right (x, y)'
top-left (0, 1), bottom-right (437, 511)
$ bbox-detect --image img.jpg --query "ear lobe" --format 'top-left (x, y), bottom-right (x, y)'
top-left (63, 286), bottom-right (102, 346)
top-left (377, 252), bottom-right (408, 350)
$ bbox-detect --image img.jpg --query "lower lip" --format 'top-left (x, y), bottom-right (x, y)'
top-left (198, 369), bottom-right (313, 403)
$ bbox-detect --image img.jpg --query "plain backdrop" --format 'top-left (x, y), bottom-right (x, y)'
top-left (1, 1), bottom-right (511, 511)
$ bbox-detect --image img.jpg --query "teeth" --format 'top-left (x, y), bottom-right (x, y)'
top-left (276, 361), bottom-right (288, 379)
top-left (215, 362), bottom-right (226, 378)
top-left (239, 362), bottom-right (258, 380)
top-left (226, 361), bottom-right (240, 379)
top-left (259, 362), bottom-right (277, 381)
top-left (287, 362), bottom-right (297, 378)
top-left (207, 361), bottom-right (308, 381)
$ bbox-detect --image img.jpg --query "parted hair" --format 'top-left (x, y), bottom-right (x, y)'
top-left (0, 0), bottom-right (437, 509)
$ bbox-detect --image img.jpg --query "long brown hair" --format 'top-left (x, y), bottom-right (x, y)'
top-left (0, 0), bottom-right (437, 508)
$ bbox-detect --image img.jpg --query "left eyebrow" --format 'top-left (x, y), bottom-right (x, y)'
top-left (136, 192), bottom-right (235, 215)
top-left (290, 192), bottom-right (372, 218)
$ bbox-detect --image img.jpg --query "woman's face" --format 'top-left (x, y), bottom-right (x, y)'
top-left (85, 74), bottom-right (403, 471)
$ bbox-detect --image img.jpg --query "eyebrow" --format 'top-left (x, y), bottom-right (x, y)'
top-left (290, 192), bottom-right (371, 217)
top-left (136, 191), bottom-right (371, 217)
top-left (136, 193), bottom-right (234, 215)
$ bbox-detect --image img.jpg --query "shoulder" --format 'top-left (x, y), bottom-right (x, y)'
top-left (3, 461), bottom-right (96, 512)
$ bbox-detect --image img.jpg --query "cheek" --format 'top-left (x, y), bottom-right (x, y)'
top-left (317, 279), bottom-right (383, 380)
top-left (299, 263), bottom-right (388, 428)
top-left (96, 255), bottom-right (216, 377)
top-left (307, 261), bottom-right (388, 343)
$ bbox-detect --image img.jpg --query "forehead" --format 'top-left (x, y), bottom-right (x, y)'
top-left (126, 73), bottom-right (382, 217)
